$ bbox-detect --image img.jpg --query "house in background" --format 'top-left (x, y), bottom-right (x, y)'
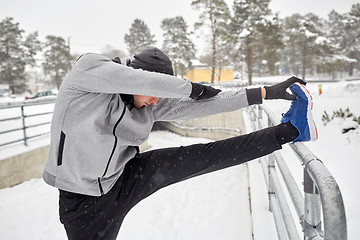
top-left (185, 60), bottom-right (234, 83)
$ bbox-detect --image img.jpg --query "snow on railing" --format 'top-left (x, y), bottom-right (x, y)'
top-left (249, 104), bottom-right (347, 240)
top-left (0, 97), bottom-right (56, 147)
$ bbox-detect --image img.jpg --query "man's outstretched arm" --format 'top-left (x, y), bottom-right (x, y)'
top-left (152, 76), bottom-right (305, 122)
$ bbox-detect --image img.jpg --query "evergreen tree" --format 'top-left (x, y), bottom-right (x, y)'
top-left (215, 32), bottom-right (233, 81)
top-left (124, 19), bottom-right (156, 57)
top-left (282, 14), bottom-right (325, 80)
top-left (344, 4), bottom-right (360, 76)
top-left (326, 7), bottom-right (360, 77)
top-left (253, 15), bottom-right (284, 76)
top-left (161, 16), bottom-right (196, 77)
top-left (327, 10), bottom-right (346, 48)
top-left (42, 35), bottom-right (73, 89)
top-left (191, 0), bottom-right (231, 83)
top-left (23, 32), bottom-right (42, 65)
top-left (231, 0), bottom-right (274, 84)
top-left (0, 17), bottom-right (41, 93)
top-left (312, 11), bottom-right (350, 79)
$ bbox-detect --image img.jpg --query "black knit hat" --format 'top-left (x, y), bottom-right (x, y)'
top-left (129, 47), bottom-right (174, 76)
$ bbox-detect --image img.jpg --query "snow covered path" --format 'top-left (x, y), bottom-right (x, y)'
top-left (0, 131), bottom-right (277, 240)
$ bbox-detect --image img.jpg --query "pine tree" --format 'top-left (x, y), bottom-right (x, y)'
top-left (253, 15), bottom-right (284, 76)
top-left (0, 17), bottom-right (41, 93)
top-left (344, 4), bottom-right (360, 76)
top-left (313, 11), bottom-right (351, 79)
top-left (231, 0), bottom-right (274, 84)
top-left (215, 32), bottom-right (233, 81)
top-left (124, 19), bottom-right (156, 57)
top-left (42, 35), bottom-right (73, 89)
top-left (191, 0), bottom-right (231, 83)
top-left (282, 14), bottom-right (325, 80)
top-left (326, 6), bottom-right (360, 77)
top-left (161, 16), bottom-right (196, 77)
top-left (327, 10), bottom-right (346, 49)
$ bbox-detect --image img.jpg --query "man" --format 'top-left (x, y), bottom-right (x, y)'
top-left (43, 47), bottom-right (317, 240)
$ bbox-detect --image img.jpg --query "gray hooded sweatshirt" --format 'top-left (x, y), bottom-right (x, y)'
top-left (43, 53), bottom-right (261, 196)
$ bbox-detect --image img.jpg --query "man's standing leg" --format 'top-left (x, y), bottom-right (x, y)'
top-left (59, 173), bottom-right (131, 240)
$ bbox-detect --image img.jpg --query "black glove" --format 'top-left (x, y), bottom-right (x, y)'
top-left (264, 76), bottom-right (306, 101)
top-left (190, 83), bottom-right (221, 100)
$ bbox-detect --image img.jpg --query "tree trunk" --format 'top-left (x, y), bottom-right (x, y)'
top-left (174, 62), bottom-right (178, 77)
top-left (349, 62), bottom-right (354, 77)
top-left (211, 14), bottom-right (216, 83)
top-left (348, 51), bottom-right (355, 76)
top-left (301, 57), bottom-right (306, 80)
top-left (7, 66), bottom-right (14, 94)
top-left (211, 36), bottom-right (216, 83)
top-left (301, 68), bottom-right (306, 81)
top-left (56, 68), bottom-right (61, 89)
top-left (247, 47), bottom-right (253, 85)
top-left (218, 67), bottom-right (221, 81)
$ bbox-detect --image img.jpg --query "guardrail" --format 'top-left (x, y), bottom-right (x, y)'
top-left (249, 104), bottom-right (347, 240)
top-left (0, 97), bottom-right (56, 147)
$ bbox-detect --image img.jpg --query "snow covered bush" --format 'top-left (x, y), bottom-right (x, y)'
top-left (322, 108), bottom-right (359, 134)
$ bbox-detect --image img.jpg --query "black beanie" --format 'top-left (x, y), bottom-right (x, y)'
top-left (129, 47), bottom-right (174, 76)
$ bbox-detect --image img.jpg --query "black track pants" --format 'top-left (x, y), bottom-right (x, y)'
top-left (59, 127), bottom-right (282, 240)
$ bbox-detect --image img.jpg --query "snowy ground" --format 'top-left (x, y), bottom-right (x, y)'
top-left (0, 77), bottom-right (359, 239)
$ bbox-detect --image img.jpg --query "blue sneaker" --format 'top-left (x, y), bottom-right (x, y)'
top-left (281, 83), bottom-right (318, 142)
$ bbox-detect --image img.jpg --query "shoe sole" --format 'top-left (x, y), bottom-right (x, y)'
top-left (294, 83), bottom-right (318, 141)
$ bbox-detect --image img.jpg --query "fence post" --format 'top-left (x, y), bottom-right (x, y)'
top-left (303, 168), bottom-right (323, 239)
top-left (21, 106), bottom-right (28, 146)
top-left (268, 153), bottom-right (276, 213)
top-left (267, 115), bottom-right (276, 213)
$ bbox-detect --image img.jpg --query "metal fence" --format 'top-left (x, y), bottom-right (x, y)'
top-left (249, 104), bottom-right (347, 240)
top-left (0, 97), bottom-right (56, 147)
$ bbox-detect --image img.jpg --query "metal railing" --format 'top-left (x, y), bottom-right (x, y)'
top-left (249, 104), bottom-right (347, 240)
top-left (0, 97), bottom-right (56, 147)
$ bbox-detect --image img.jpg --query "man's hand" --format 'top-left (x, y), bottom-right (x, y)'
top-left (264, 76), bottom-right (306, 101)
top-left (190, 83), bottom-right (221, 100)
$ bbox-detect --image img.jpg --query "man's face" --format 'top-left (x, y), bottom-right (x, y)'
top-left (133, 95), bottom-right (159, 108)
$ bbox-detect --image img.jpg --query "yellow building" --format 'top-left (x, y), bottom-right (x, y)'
top-left (185, 67), bottom-right (234, 83)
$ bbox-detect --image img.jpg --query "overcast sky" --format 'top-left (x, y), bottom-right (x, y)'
top-left (1, 0), bottom-right (359, 56)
